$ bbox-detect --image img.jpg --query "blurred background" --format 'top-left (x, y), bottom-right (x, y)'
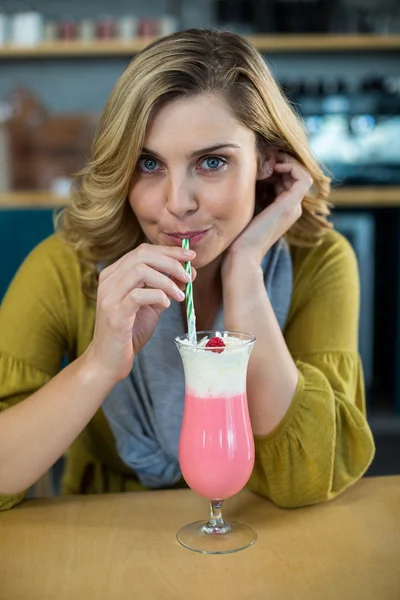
top-left (1, 0), bottom-right (400, 485)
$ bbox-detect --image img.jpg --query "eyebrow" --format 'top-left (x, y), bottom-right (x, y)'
top-left (141, 143), bottom-right (241, 161)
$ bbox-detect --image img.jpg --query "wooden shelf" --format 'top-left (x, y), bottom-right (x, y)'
top-left (0, 191), bottom-right (68, 207)
top-left (1, 187), bottom-right (400, 208)
top-left (0, 38), bottom-right (155, 58)
top-left (330, 186), bottom-right (400, 207)
top-left (248, 34), bottom-right (400, 53)
top-left (1, 35), bottom-right (400, 59)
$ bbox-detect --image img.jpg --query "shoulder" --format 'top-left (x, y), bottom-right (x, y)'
top-left (1, 234), bottom-right (85, 330)
top-left (14, 234), bottom-right (82, 293)
top-left (290, 229), bottom-right (358, 294)
top-left (22, 233), bottom-right (80, 271)
top-left (0, 235), bottom-right (84, 372)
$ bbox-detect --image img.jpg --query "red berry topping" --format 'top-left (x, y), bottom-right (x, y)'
top-left (205, 337), bottom-right (225, 353)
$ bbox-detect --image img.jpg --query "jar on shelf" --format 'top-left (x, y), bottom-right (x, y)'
top-left (43, 21), bottom-right (58, 42)
top-left (58, 18), bottom-right (77, 41)
top-left (137, 18), bottom-right (159, 37)
top-left (96, 16), bottom-right (117, 40)
top-left (78, 19), bottom-right (96, 43)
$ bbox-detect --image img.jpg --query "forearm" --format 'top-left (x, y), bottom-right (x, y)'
top-left (0, 349), bottom-right (115, 495)
top-left (222, 258), bottom-right (298, 436)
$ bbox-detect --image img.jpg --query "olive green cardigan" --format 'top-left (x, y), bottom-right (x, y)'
top-left (0, 230), bottom-right (375, 510)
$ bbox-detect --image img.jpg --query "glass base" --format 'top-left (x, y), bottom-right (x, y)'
top-left (177, 519), bottom-right (257, 554)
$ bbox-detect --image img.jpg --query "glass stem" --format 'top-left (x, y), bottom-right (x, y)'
top-left (209, 500), bottom-right (224, 527)
top-left (203, 500), bottom-right (231, 535)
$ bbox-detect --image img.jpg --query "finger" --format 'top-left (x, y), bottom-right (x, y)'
top-left (274, 162), bottom-right (313, 188)
top-left (172, 266), bottom-right (197, 291)
top-left (101, 264), bottom-right (186, 309)
top-left (107, 258), bottom-right (197, 300)
top-left (100, 244), bottom-right (195, 284)
top-left (121, 288), bottom-right (171, 316)
top-left (101, 244), bottom-right (195, 283)
top-left (276, 151), bottom-right (295, 164)
top-left (100, 250), bottom-right (194, 297)
top-left (274, 162), bottom-right (300, 175)
top-left (283, 172), bottom-right (293, 192)
top-left (274, 160), bottom-right (310, 176)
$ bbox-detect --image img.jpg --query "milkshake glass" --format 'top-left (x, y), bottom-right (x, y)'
top-left (175, 330), bottom-right (256, 554)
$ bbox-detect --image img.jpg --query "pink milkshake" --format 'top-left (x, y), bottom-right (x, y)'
top-left (179, 390), bottom-right (254, 500)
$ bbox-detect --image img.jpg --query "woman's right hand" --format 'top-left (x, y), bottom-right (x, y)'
top-left (83, 243), bottom-right (196, 384)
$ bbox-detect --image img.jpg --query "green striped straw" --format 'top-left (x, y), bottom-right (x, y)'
top-left (182, 238), bottom-right (197, 345)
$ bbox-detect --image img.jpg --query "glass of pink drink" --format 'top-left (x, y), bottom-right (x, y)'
top-left (175, 330), bottom-right (256, 554)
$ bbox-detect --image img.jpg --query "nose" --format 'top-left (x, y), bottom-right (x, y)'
top-left (165, 173), bottom-right (198, 218)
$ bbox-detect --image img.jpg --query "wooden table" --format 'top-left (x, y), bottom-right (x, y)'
top-left (1, 476), bottom-right (399, 600)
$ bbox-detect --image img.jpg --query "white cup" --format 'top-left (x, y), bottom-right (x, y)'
top-left (50, 177), bottom-right (72, 198)
top-left (0, 13), bottom-right (9, 44)
top-left (159, 16), bottom-right (178, 36)
top-left (11, 11), bottom-right (43, 46)
top-left (118, 16), bottom-right (138, 40)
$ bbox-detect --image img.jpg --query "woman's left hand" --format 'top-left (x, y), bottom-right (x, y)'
top-left (225, 152), bottom-right (313, 267)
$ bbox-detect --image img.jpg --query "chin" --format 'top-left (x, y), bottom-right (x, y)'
top-left (192, 248), bottom-right (223, 270)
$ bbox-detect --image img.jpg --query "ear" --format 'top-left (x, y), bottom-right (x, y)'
top-left (257, 148), bottom-right (277, 181)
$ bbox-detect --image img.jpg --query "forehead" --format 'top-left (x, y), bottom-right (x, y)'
top-left (144, 93), bottom-right (255, 149)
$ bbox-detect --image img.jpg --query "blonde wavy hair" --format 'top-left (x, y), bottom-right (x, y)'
top-left (57, 28), bottom-right (331, 298)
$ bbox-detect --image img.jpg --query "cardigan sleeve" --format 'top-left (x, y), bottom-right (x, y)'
top-left (247, 231), bottom-right (375, 508)
top-left (0, 236), bottom-right (79, 510)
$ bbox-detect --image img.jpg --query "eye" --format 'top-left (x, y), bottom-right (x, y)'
top-left (138, 157), bottom-right (160, 173)
top-left (199, 156), bottom-right (227, 172)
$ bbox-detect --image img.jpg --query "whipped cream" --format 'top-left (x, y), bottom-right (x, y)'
top-left (176, 334), bottom-right (254, 397)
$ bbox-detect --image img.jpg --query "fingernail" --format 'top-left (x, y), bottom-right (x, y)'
top-left (183, 250), bottom-right (195, 257)
top-left (183, 271), bottom-right (191, 281)
top-left (177, 290), bottom-right (185, 300)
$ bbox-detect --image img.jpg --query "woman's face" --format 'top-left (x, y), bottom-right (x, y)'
top-left (129, 93), bottom-right (268, 268)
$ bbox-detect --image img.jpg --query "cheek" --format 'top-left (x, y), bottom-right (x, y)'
top-left (128, 180), bottom-right (156, 222)
top-left (211, 169), bottom-right (256, 221)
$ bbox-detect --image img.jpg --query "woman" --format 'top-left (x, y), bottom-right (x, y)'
top-left (0, 29), bottom-right (374, 511)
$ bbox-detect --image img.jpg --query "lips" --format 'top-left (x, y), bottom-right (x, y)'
top-left (164, 229), bottom-right (210, 246)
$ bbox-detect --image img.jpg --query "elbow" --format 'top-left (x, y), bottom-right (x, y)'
top-left (247, 451), bottom-right (338, 508)
top-left (0, 472), bottom-right (28, 497)
top-left (0, 479), bottom-right (26, 511)
top-left (329, 426), bottom-right (376, 496)
top-left (291, 427), bottom-right (376, 508)
top-left (271, 487), bottom-right (332, 510)
top-left (247, 479), bottom-right (327, 509)
top-left (248, 427), bottom-right (376, 510)
top-left (284, 432), bottom-right (376, 509)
